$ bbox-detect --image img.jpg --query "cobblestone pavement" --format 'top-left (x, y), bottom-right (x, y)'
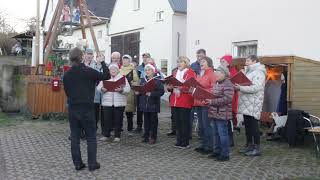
top-left (0, 107), bottom-right (320, 180)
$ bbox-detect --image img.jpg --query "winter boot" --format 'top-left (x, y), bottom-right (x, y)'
top-left (244, 144), bottom-right (261, 156)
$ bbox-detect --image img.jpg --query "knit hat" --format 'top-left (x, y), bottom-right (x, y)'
top-left (142, 53), bottom-right (151, 58)
top-left (216, 65), bottom-right (230, 77)
top-left (85, 48), bottom-right (94, 54)
top-left (144, 64), bottom-right (156, 72)
top-left (221, 55), bottom-right (233, 65)
top-left (122, 54), bottom-right (132, 62)
top-left (109, 63), bottom-right (119, 70)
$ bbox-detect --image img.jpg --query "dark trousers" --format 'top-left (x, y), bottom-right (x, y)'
top-left (189, 107), bottom-right (195, 137)
top-left (170, 107), bottom-right (176, 132)
top-left (126, 112), bottom-right (134, 131)
top-left (243, 115), bottom-right (260, 145)
top-left (103, 106), bottom-right (125, 138)
top-left (68, 105), bottom-right (97, 167)
top-left (143, 112), bottom-right (159, 139)
top-left (94, 103), bottom-right (104, 131)
top-left (137, 111), bottom-right (143, 128)
top-left (174, 107), bottom-right (191, 146)
top-left (136, 95), bottom-right (143, 128)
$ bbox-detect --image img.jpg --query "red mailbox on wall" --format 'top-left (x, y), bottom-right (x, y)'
top-left (52, 77), bottom-right (61, 91)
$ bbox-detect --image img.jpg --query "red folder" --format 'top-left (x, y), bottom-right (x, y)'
top-left (161, 76), bottom-right (202, 88)
top-left (161, 75), bottom-right (183, 86)
top-left (184, 77), bottom-right (203, 88)
top-left (192, 86), bottom-right (216, 100)
top-left (103, 76), bottom-right (126, 92)
top-left (230, 71), bottom-right (252, 86)
top-left (132, 78), bottom-right (156, 94)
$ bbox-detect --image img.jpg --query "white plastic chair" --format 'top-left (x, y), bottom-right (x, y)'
top-left (271, 112), bottom-right (288, 133)
top-left (303, 115), bottom-right (320, 153)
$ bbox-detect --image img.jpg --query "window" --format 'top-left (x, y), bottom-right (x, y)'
top-left (97, 30), bottom-right (103, 39)
top-left (232, 40), bottom-right (258, 58)
top-left (133, 0), bottom-right (140, 10)
top-left (161, 59), bottom-right (168, 75)
top-left (156, 11), bottom-right (164, 21)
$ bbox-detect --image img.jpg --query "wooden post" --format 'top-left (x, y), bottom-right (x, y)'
top-left (44, 0), bottom-right (62, 49)
top-left (43, 0), bottom-right (64, 63)
top-left (81, 0), bottom-right (100, 55)
top-left (78, 0), bottom-right (87, 39)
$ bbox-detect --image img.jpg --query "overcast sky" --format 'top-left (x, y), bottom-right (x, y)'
top-left (0, 0), bottom-right (48, 33)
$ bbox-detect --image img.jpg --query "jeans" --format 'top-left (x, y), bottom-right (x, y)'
top-left (143, 112), bottom-right (159, 139)
top-left (174, 107), bottom-right (191, 146)
top-left (243, 115), bottom-right (260, 145)
top-left (195, 106), bottom-right (212, 150)
top-left (211, 119), bottom-right (230, 157)
top-left (103, 106), bottom-right (125, 138)
top-left (69, 104), bottom-right (97, 167)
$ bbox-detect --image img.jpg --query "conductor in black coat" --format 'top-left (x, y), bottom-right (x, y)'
top-left (63, 47), bottom-right (110, 171)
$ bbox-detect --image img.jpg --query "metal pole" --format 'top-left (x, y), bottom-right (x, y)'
top-left (35, 0), bottom-right (40, 65)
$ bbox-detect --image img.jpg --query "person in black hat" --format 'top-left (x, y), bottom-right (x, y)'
top-left (63, 48), bottom-right (110, 171)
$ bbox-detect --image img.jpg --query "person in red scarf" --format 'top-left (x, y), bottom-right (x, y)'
top-left (167, 56), bottom-right (196, 148)
top-left (220, 55), bottom-right (239, 146)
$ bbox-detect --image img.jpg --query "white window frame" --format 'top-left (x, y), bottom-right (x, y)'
top-left (133, 0), bottom-right (140, 11)
top-left (161, 59), bottom-right (168, 75)
top-left (156, 11), bottom-right (164, 21)
top-left (232, 40), bottom-right (258, 58)
top-left (97, 30), bottom-right (103, 39)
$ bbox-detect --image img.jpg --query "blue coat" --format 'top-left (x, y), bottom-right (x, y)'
top-left (138, 76), bottom-right (164, 113)
top-left (191, 61), bottom-right (201, 75)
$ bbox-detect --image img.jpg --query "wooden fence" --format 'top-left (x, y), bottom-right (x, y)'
top-left (27, 75), bottom-right (67, 117)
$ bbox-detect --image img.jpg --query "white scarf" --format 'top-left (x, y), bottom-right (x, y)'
top-left (176, 68), bottom-right (188, 83)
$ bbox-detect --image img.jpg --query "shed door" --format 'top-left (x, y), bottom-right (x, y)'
top-left (111, 32), bottom-right (140, 64)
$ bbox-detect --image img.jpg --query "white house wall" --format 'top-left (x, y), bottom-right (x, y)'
top-left (187, 0), bottom-right (320, 67)
top-left (172, 13), bottom-right (187, 71)
top-left (109, 0), bottom-right (175, 74)
top-left (58, 24), bottom-right (108, 55)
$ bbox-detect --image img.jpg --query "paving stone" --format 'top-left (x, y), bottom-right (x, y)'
top-left (1, 106), bottom-right (320, 180)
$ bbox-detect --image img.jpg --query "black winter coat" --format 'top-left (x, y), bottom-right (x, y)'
top-left (138, 76), bottom-right (164, 113)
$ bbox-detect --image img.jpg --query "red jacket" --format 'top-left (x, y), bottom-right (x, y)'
top-left (169, 68), bottom-right (196, 109)
top-left (193, 68), bottom-right (217, 106)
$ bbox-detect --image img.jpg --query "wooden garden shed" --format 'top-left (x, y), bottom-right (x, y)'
top-left (233, 56), bottom-right (320, 121)
top-left (27, 75), bottom-right (67, 117)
